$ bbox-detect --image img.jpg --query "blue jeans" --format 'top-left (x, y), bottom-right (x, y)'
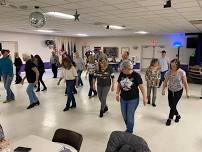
top-left (26, 83), bottom-right (39, 104)
top-left (2, 75), bottom-right (15, 100)
top-left (120, 98), bottom-right (139, 133)
top-left (66, 80), bottom-right (76, 107)
top-left (159, 71), bottom-right (167, 87)
top-left (77, 70), bottom-right (83, 86)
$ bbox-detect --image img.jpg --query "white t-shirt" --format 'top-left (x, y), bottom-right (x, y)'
top-left (159, 57), bottom-right (169, 72)
top-left (61, 66), bottom-right (78, 80)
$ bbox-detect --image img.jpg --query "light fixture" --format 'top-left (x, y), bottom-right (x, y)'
top-left (29, 6), bottom-right (46, 28)
top-left (134, 31), bottom-right (149, 34)
top-left (105, 25), bottom-right (126, 30)
top-left (164, 0), bottom-right (171, 8)
top-left (75, 34), bottom-right (88, 37)
top-left (35, 29), bottom-right (54, 33)
top-left (45, 12), bottom-right (74, 20)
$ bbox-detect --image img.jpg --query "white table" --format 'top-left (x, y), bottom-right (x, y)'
top-left (9, 135), bottom-right (77, 152)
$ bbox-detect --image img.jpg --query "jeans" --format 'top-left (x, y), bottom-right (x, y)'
top-left (2, 75), bottom-right (15, 100)
top-left (26, 83), bottom-right (39, 104)
top-left (88, 74), bottom-right (97, 96)
top-left (97, 86), bottom-right (110, 111)
top-left (159, 71), bottom-right (167, 87)
top-left (168, 89), bottom-right (183, 119)
top-left (77, 70), bottom-right (83, 86)
top-left (66, 80), bottom-right (76, 107)
top-left (51, 64), bottom-right (58, 78)
top-left (120, 98), bottom-right (139, 133)
top-left (147, 85), bottom-right (157, 104)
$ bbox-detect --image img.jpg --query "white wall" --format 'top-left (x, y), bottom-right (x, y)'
top-left (76, 34), bottom-right (195, 65)
top-left (0, 31), bottom-right (58, 62)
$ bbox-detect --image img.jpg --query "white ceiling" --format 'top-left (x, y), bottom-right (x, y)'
top-left (1, 0), bottom-right (202, 37)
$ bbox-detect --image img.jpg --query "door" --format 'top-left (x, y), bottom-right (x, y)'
top-left (141, 45), bottom-right (155, 71)
top-left (1, 41), bottom-right (18, 61)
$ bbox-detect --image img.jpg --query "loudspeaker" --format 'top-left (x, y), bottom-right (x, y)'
top-left (0, 43), bottom-right (2, 51)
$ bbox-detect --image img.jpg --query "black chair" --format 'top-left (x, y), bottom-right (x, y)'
top-left (52, 128), bottom-right (83, 152)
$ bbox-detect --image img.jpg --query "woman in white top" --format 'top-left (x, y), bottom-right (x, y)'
top-left (58, 56), bottom-right (78, 111)
top-left (162, 59), bottom-right (189, 126)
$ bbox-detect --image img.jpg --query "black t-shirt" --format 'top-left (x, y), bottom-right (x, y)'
top-left (14, 57), bottom-right (22, 67)
top-left (37, 61), bottom-right (45, 74)
top-left (118, 71), bottom-right (143, 101)
top-left (94, 67), bottom-right (114, 87)
top-left (25, 59), bottom-right (36, 83)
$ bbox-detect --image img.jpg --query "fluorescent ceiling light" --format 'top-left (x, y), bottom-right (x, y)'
top-left (35, 29), bottom-right (54, 33)
top-left (75, 34), bottom-right (88, 37)
top-left (45, 12), bottom-right (74, 20)
top-left (106, 25), bottom-right (126, 30)
top-left (134, 31), bottom-right (149, 34)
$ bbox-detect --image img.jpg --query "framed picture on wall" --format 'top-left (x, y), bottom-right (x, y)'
top-left (121, 47), bottom-right (130, 54)
top-left (82, 46), bottom-right (90, 59)
top-left (103, 47), bottom-right (119, 57)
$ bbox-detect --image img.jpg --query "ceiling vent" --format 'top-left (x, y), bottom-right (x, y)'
top-left (93, 22), bottom-right (106, 26)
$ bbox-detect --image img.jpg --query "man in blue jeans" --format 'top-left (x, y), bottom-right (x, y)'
top-left (0, 49), bottom-right (15, 103)
top-left (21, 53), bottom-right (40, 109)
top-left (159, 50), bottom-right (169, 87)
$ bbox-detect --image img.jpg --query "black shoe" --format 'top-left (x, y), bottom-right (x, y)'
top-left (200, 97), bottom-right (202, 99)
top-left (35, 89), bottom-right (40, 92)
top-left (27, 104), bottom-right (35, 109)
top-left (63, 107), bottom-right (69, 111)
top-left (175, 115), bottom-right (181, 123)
top-left (104, 106), bottom-right (108, 113)
top-left (147, 100), bottom-right (150, 104)
top-left (99, 110), bottom-right (104, 118)
top-left (70, 105), bottom-right (76, 109)
top-left (152, 103), bottom-right (156, 107)
top-left (41, 88), bottom-right (47, 91)
top-left (35, 101), bottom-right (40, 106)
top-left (166, 119), bottom-right (171, 126)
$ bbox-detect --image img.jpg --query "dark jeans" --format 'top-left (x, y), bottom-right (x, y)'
top-left (66, 80), bottom-right (76, 107)
top-left (168, 89), bottom-right (183, 119)
top-left (51, 64), bottom-right (58, 78)
top-left (65, 80), bottom-right (77, 95)
top-left (159, 71), bottom-right (167, 87)
top-left (37, 72), bottom-right (47, 90)
top-left (77, 70), bottom-right (83, 86)
top-left (15, 66), bottom-right (22, 83)
top-left (97, 86), bottom-right (110, 111)
top-left (2, 75), bottom-right (15, 100)
top-left (88, 74), bottom-right (97, 96)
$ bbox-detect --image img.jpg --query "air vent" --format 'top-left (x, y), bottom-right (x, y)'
top-left (189, 20), bottom-right (202, 25)
top-left (93, 22), bottom-right (106, 25)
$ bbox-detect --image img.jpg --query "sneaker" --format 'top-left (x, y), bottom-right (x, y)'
top-left (175, 115), bottom-right (181, 123)
top-left (166, 119), bottom-right (171, 126)
top-left (147, 100), bottom-right (150, 104)
top-left (35, 89), bottom-right (40, 92)
top-left (104, 106), bottom-right (108, 113)
top-left (99, 110), bottom-right (104, 118)
top-left (41, 88), bottom-right (47, 91)
top-left (63, 107), bottom-right (69, 111)
top-left (34, 101), bottom-right (40, 106)
top-left (27, 104), bottom-right (35, 109)
top-left (3, 99), bottom-right (14, 103)
top-left (152, 103), bottom-right (156, 107)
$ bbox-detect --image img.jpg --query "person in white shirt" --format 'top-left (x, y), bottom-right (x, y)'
top-left (159, 50), bottom-right (169, 87)
top-left (58, 56), bottom-right (78, 111)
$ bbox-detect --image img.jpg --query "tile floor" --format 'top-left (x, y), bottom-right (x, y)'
top-left (0, 70), bottom-right (202, 152)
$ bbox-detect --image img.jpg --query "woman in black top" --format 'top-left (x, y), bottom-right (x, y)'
top-left (116, 60), bottom-right (147, 133)
top-left (34, 55), bottom-right (47, 92)
top-left (93, 57), bottom-right (115, 118)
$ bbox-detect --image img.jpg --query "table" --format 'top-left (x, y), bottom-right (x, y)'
top-left (9, 135), bottom-right (77, 152)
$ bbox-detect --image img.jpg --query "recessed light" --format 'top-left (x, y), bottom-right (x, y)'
top-left (75, 34), bottom-right (88, 37)
top-left (45, 12), bottom-right (74, 20)
top-left (35, 29), bottom-right (54, 33)
top-left (134, 31), bottom-right (149, 34)
top-left (105, 25), bottom-right (126, 30)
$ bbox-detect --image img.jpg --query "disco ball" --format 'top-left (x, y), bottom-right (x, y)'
top-left (29, 11), bottom-right (46, 28)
